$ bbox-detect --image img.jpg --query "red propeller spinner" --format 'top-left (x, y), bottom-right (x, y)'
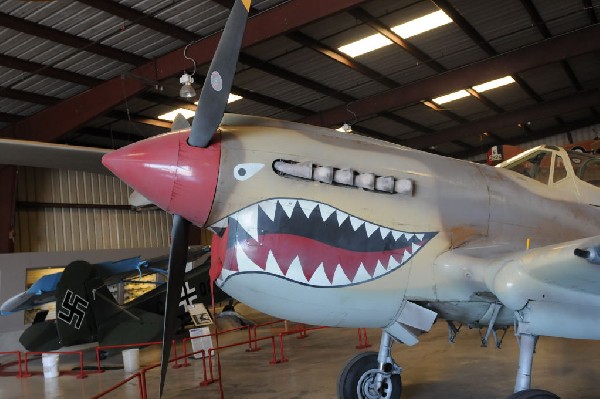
top-left (102, 130), bottom-right (221, 227)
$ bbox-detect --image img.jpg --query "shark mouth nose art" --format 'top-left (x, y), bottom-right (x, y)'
top-left (210, 199), bottom-right (437, 288)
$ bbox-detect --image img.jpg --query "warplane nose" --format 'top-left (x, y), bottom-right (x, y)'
top-left (102, 131), bottom-right (221, 226)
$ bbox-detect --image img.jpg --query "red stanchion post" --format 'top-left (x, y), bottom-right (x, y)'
top-left (181, 337), bottom-right (191, 367)
top-left (356, 328), bottom-right (372, 349)
top-left (0, 351), bottom-right (23, 378)
top-left (77, 351), bottom-right (86, 379)
top-left (95, 347), bottom-right (103, 373)
top-left (23, 352), bottom-right (30, 377)
top-left (206, 349), bottom-right (217, 385)
top-left (278, 333), bottom-right (289, 363)
top-left (269, 336), bottom-right (279, 364)
top-left (17, 351), bottom-right (23, 378)
top-left (136, 373), bottom-right (144, 399)
top-left (172, 339), bottom-right (181, 369)
top-left (198, 350), bottom-right (211, 386)
top-left (296, 324), bottom-right (308, 339)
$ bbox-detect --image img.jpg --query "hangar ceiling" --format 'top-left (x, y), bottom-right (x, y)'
top-left (0, 0), bottom-right (599, 159)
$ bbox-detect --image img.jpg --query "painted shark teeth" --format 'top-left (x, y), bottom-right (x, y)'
top-left (213, 198), bottom-right (436, 288)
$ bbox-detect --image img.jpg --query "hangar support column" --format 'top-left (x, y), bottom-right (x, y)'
top-left (0, 166), bottom-right (17, 253)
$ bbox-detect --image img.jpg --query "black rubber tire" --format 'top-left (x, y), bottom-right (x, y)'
top-left (337, 351), bottom-right (402, 399)
top-left (506, 389), bottom-right (560, 399)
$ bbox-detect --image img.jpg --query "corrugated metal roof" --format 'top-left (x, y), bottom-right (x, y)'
top-left (0, 0), bottom-right (597, 159)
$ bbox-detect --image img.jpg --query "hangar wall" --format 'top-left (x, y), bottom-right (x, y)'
top-left (13, 167), bottom-right (173, 252)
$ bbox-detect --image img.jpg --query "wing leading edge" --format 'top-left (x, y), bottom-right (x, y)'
top-left (440, 236), bottom-right (600, 340)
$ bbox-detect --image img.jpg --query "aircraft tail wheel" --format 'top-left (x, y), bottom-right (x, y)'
top-left (506, 389), bottom-right (560, 399)
top-left (337, 352), bottom-right (401, 399)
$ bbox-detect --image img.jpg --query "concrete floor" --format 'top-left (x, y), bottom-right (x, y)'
top-left (1, 305), bottom-right (599, 399)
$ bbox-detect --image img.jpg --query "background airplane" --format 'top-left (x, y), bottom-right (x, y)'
top-left (2, 246), bottom-right (230, 352)
top-left (98, 1), bottom-right (600, 399)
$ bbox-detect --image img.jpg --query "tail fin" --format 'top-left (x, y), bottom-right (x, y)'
top-left (55, 261), bottom-right (101, 346)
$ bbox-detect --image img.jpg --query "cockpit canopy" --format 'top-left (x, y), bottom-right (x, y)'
top-left (497, 145), bottom-right (600, 187)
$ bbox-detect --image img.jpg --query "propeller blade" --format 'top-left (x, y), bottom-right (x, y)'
top-left (159, 214), bottom-right (191, 397)
top-left (189, 0), bottom-right (251, 148)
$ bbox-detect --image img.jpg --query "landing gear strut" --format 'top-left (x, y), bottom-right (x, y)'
top-left (506, 334), bottom-right (559, 399)
top-left (338, 331), bottom-right (402, 399)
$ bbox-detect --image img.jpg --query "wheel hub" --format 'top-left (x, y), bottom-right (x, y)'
top-left (357, 369), bottom-right (393, 399)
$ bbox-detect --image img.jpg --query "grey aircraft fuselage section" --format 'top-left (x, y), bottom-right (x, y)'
top-left (203, 116), bottom-right (600, 331)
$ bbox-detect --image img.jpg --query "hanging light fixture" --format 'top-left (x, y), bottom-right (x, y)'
top-left (179, 43), bottom-right (197, 99)
top-left (179, 72), bottom-right (196, 98)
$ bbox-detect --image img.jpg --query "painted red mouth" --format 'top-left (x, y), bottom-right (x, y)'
top-left (210, 199), bottom-right (436, 287)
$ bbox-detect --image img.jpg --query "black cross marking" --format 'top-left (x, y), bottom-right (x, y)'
top-left (57, 289), bottom-right (89, 330)
top-left (179, 282), bottom-right (197, 309)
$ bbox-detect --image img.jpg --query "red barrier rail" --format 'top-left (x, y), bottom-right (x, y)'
top-left (249, 319), bottom-right (286, 351)
top-left (356, 328), bottom-right (372, 349)
top-left (202, 335), bottom-right (278, 386)
top-left (0, 351), bottom-right (23, 378)
top-left (180, 325), bottom-right (252, 367)
top-left (95, 339), bottom-right (179, 373)
top-left (91, 371), bottom-right (144, 399)
top-left (23, 351), bottom-right (86, 379)
top-left (274, 326), bottom-right (328, 363)
top-left (103, 325), bottom-right (329, 398)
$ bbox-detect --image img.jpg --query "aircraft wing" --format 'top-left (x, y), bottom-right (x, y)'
top-left (440, 235), bottom-right (600, 340)
top-left (487, 235), bottom-right (600, 309)
top-left (0, 114), bottom-right (190, 175)
top-left (0, 138), bottom-right (111, 174)
top-left (0, 271), bottom-right (61, 314)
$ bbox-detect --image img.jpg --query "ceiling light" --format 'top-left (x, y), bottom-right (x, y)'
top-left (228, 94), bottom-right (243, 103)
top-left (336, 123), bottom-right (352, 133)
top-left (431, 76), bottom-right (517, 105)
top-left (338, 35), bottom-right (393, 58)
top-left (339, 10), bottom-right (452, 57)
top-left (179, 72), bottom-right (196, 98)
top-left (432, 90), bottom-right (470, 105)
top-left (158, 108), bottom-right (195, 122)
top-left (159, 94), bottom-right (243, 122)
top-left (392, 10), bottom-right (452, 38)
top-left (473, 76), bottom-right (515, 92)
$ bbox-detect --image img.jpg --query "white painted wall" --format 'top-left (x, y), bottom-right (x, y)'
top-left (14, 167), bottom-right (173, 252)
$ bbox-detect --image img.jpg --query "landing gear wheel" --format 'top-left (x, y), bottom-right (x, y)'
top-left (506, 389), bottom-right (560, 399)
top-left (338, 352), bottom-right (401, 399)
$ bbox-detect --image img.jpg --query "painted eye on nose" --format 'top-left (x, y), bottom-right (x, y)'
top-left (234, 163), bottom-right (264, 181)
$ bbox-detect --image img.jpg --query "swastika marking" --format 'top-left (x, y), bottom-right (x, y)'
top-left (57, 289), bottom-right (89, 330)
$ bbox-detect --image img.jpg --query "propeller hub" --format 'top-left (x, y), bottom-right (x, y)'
top-left (102, 131), bottom-right (220, 226)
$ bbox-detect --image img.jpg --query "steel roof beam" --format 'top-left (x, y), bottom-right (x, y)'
top-left (75, 0), bottom-right (197, 43)
top-left (348, 7), bottom-right (504, 127)
top-left (0, 87), bottom-right (59, 106)
top-left (451, 115), bottom-right (600, 159)
top-left (0, 12), bottom-right (146, 66)
top-left (4, 0), bottom-right (371, 142)
top-left (583, 0), bottom-right (598, 23)
top-left (286, 31), bottom-right (398, 88)
top-left (348, 8), bottom-right (446, 73)
top-left (300, 24), bottom-right (600, 127)
top-left (519, 0), bottom-right (582, 91)
top-left (404, 89), bottom-right (600, 150)
top-left (0, 54), bottom-right (100, 87)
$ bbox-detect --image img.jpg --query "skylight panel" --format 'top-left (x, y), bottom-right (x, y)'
top-left (431, 76), bottom-right (516, 105)
top-left (158, 94), bottom-right (243, 122)
top-left (158, 108), bottom-right (195, 121)
top-left (391, 10), bottom-right (453, 38)
top-left (338, 10), bottom-right (452, 57)
top-left (432, 90), bottom-right (470, 105)
top-left (473, 76), bottom-right (515, 92)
